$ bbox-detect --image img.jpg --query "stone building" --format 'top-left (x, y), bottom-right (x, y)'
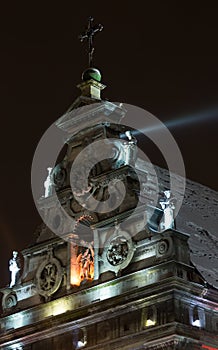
top-left (0, 27), bottom-right (218, 349)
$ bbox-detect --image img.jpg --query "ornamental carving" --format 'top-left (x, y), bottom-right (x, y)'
top-left (36, 256), bottom-right (62, 297)
top-left (102, 228), bottom-right (135, 275)
top-left (3, 293), bottom-right (17, 309)
top-left (157, 240), bottom-right (169, 255)
top-left (107, 236), bottom-right (129, 266)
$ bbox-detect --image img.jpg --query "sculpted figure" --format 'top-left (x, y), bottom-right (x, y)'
top-left (9, 251), bottom-right (20, 288)
top-left (159, 190), bottom-right (175, 231)
top-left (123, 130), bottom-right (137, 165)
top-left (44, 167), bottom-right (53, 198)
top-left (80, 242), bottom-right (94, 280)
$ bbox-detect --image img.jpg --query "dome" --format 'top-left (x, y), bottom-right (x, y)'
top-left (82, 68), bottom-right (101, 82)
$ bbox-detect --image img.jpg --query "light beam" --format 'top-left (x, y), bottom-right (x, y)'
top-left (121, 107), bottom-right (218, 138)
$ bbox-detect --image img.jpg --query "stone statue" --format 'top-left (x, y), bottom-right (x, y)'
top-left (80, 242), bottom-right (94, 280)
top-left (44, 167), bottom-right (53, 198)
top-left (123, 130), bottom-right (137, 165)
top-left (9, 251), bottom-right (20, 288)
top-left (159, 190), bottom-right (175, 232)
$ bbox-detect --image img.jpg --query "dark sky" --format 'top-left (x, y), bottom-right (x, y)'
top-left (0, 1), bottom-right (218, 287)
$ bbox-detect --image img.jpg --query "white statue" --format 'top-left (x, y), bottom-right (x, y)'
top-left (159, 190), bottom-right (175, 231)
top-left (123, 130), bottom-right (137, 165)
top-left (9, 251), bottom-right (20, 288)
top-left (76, 339), bottom-right (87, 349)
top-left (44, 167), bottom-right (53, 198)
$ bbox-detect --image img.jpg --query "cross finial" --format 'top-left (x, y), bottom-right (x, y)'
top-left (79, 16), bottom-right (103, 67)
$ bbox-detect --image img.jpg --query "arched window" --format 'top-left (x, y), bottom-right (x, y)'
top-left (73, 327), bottom-right (87, 349)
top-left (192, 306), bottom-right (201, 327)
top-left (144, 305), bottom-right (157, 327)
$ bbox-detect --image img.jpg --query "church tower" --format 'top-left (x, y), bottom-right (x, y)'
top-left (0, 18), bottom-right (218, 350)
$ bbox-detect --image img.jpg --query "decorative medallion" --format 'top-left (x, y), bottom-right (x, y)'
top-left (157, 240), bottom-right (169, 255)
top-left (36, 256), bottom-right (62, 297)
top-left (102, 227), bottom-right (135, 275)
top-left (107, 236), bottom-right (129, 266)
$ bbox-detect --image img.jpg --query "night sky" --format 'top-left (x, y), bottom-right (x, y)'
top-left (0, 1), bottom-right (218, 288)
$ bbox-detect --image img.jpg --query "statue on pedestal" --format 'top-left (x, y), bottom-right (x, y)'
top-left (123, 130), bottom-right (137, 165)
top-left (9, 251), bottom-right (20, 288)
top-left (44, 167), bottom-right (53, 198)
top-left (159, 190), bottom-right (175, 232)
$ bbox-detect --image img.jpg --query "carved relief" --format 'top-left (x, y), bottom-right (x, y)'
top-left (106, 236), bottom-right (129, 266)
top-left (101, 227), bottom-right (135, 275)
top-left (70, 242), bottom-right (94, 287)
top-left (68, 215), bottom-right (95, 287)
top-left (36, 256), bottom-right (62, 297)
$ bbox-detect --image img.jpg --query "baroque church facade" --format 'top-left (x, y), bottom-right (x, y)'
top-left (0, 20), bottom-right (218, 350)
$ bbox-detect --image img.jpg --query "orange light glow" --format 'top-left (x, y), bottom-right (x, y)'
top-left (70, 242), bottom-right (94, 287)
top-left (202, 345), bottom-right (218, 350)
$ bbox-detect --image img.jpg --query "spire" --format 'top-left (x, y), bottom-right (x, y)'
top-left (77, 17), bottom-right (105, 101)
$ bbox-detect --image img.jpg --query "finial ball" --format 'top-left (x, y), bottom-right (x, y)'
top-left (82, 68), bottom-right (101, 82)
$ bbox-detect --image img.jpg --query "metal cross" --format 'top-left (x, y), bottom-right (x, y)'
top-left (79, 16), bottom-right (103, 67)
